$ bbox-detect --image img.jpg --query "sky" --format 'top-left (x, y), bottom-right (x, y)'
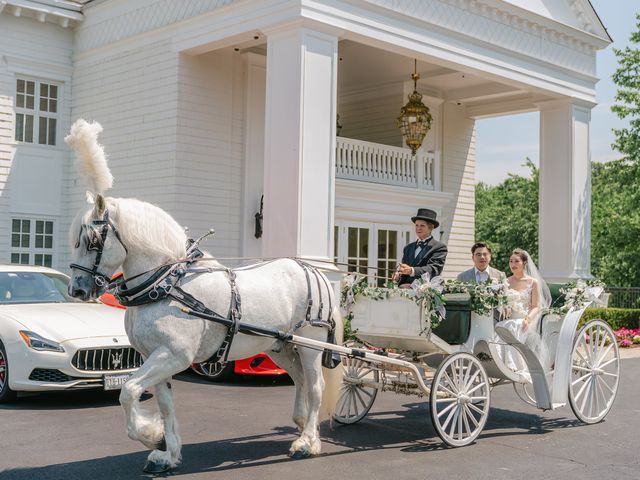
top-left (475, 0), bottom-right (639, 185)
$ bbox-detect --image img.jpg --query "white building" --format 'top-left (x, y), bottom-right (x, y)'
top-left (0, 0), bottom-right (610, 283)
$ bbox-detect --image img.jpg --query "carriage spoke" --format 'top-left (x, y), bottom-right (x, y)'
top-left (466, 381), bottom-right (486, 396)
top-left (578, 378), bottom-right (593, 413)
top-left (441, 403), bottom-right (458, 430)
top-left (463, 404), bottom-right (480, 428)
top-left (437, 383), bottom-right (457, 398)
top-left (448, 407), bottom-right (460, 439)
top-left (597, 375), bottom-right (615, 396)
top-left (436, 397), bottom-right (457, 404)
top-left (437, 400), bottom-right (458, 419)
top-left (443, 371), bottom-right (459, 394)
top-left (463, 369), bottom-right (481, 392)
top-left (600, 370), bottom-right (619, 378)
top-left (461, 406), bottom-right (472, 439)
top-left (353, 386), bottom-right (369, 409)
top-left (571, 372), bottom-right (591, 386)
top-left (594, 343), bottom-right (614, 366)
top-left (466, 402), bottom-right (484, 417)
top-left (574, 346), bottom-right (590, 367)
top-left (573, 376), bottom-right (591, 402)
top-left (460, 359), bottom-right (473, 391)
top-left (456, 407), bottom-right (464, 440)
top-left (598, 357), bottom-right (618, 370)
top-left (572, 365), bottom-right (593, 373)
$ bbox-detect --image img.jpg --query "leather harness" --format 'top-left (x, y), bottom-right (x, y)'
top-left (70, 212), bottom-right (339, 367)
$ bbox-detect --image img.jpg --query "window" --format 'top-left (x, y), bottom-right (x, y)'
top-left (11, 219), bottom-right (54, 267)
top-left (15, 78), bottom-right (58, 146)
top-left (335, 222), bottom-right (412, 285)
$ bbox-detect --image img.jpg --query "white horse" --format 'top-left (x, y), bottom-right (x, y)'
top-left (65, 119), bottom-right (343, 473)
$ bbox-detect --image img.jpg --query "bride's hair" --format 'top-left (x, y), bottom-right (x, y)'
top-left (511, 248), bottom-right (528, 265)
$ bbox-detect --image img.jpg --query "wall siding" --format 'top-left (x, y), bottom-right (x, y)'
top-left (63, 40), bottom-right (180, 270)
top-left (0, 14), bottom-right (73, 271)
top-left (175, 50), bottom-right (244, 258)
top-left (338, 89), bottom-right (404, 147)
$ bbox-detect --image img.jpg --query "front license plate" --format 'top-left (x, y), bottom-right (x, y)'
top-left (104, 373), bottom-right (133, 391)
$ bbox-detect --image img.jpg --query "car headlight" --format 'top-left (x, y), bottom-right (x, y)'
top-left (19, 331), bottom-right (65, 353)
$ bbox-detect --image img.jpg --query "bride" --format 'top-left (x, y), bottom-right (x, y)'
top-left (495, 248), bottom-right (551, 373)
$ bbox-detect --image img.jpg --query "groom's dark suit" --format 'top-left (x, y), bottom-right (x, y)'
top-left (398, 236), bottom-right (448, 286)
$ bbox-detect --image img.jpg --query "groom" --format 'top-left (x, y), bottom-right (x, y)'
top-left (458, 242), bottom-right (509, 320)
top-left (457, 242), bottom-right (506, 284)
top-left (392, 208), bottom-right (448, 287)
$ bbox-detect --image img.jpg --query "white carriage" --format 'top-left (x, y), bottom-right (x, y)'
top-left (333, 288), bottom-right (620, 447)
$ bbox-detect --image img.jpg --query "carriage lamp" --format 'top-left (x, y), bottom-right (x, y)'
top-left (397, 59), bottom-right (432, 155)
top-left (254, 195), bottom-right (264, 239)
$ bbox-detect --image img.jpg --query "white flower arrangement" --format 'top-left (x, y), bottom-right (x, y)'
top-left (340, 273), bottom-right (446, 329)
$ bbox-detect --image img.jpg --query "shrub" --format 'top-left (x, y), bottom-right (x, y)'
top-left (578, 308), bottom-right (640, 330)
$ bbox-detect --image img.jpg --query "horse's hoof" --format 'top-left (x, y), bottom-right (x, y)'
top-left (143, 460), bottom-right (172, 474)
top-left (289, 448), bottom-right (311, 459)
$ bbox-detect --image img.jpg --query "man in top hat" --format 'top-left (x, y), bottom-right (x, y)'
top-left (392, 208), bottom-right (448, 287)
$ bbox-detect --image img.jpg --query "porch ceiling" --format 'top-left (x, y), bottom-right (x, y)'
top-left (336, 40), bottom-right (553, 114)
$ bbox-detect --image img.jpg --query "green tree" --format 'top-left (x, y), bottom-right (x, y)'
top-left (591, 160), bottom-right (640, 286)
top-left (611, 13), bottom-right (640, 163)
top-left (475, 159), bottom-right (538, 274)
top-left (596, 12), bottom-right (640, 286)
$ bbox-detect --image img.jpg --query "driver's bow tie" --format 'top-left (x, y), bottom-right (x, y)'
top-left (417, 240), bottom-right (428, 248)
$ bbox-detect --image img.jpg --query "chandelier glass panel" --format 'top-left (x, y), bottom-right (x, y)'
top-left (397, 59), bottom-right (432, 155)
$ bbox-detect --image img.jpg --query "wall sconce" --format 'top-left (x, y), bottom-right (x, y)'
top-left (397, 59), bottom-right (432, 155)
top-left (254, 195), bottom-right (264, 239)
top-left (336, 114), bottom-right (343, 136)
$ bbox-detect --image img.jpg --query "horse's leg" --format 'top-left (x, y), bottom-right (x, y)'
top-left (119, 346), bottom-right (187, 472)
top-left (146, 381), bottom-right (182, 470)
top-left (269, 346), bottom-right (307, 429)
top-left (289, 347), bottom-right (324, 458)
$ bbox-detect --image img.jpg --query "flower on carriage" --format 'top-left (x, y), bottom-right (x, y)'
top-left (411, 274), bottom-right (445, 295)
top-left (340, 274), bottom-right (368, 309)
top-left (409, 274), bottom-right (446, 328)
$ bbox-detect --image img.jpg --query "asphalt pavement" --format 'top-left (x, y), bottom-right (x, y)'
top-left (1, 357), bottom-right (639, 480)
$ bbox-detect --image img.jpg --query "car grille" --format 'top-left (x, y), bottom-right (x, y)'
top-left (72, 347), bottom-right (144, 372)
top-left (29, 369), bottom-right (73, 383)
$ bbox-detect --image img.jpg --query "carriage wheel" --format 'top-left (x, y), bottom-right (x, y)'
top-left (333, 356), bottom-right (380, 424)
top-left (430, 352), bottom-right (490, 447)
top-left (568, 320), bottom-right (620, 424)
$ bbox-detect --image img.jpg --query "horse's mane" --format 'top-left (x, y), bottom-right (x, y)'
top-left (70, 197), bottom-right (188, 262)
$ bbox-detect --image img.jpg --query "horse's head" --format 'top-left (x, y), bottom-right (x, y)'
top-left (69, 193), bottom-right (127, 300)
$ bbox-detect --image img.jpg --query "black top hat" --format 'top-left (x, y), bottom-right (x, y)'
top-left (411, 208), bottom-right (439, 228)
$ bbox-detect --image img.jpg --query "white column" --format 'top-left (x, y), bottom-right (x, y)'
top-left (262, 27), bottom-right (338, 261)
top-left (242, 52), bottom-right (266, 259)
top-left (538, 99), bottom-right (593, 283)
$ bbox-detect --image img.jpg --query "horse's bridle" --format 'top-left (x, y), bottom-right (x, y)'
top-left (70, 210), bottom-right (128, 289)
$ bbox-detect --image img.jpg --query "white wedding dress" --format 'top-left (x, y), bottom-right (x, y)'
top-left (495, 284), bottom-right (534, 373)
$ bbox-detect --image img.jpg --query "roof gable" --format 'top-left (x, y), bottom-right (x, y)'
top-left (500, 0), bottom-right (610, 41)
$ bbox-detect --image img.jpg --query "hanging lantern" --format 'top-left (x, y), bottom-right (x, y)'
top-left (397, 59), bottom-right (432, 155)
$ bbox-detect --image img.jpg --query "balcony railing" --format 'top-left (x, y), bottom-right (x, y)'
top-left (335, 137), bottom-right (439, 190)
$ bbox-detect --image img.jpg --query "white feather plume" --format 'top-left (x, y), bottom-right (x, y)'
top-left (65, 119), bottom-right (113, 194)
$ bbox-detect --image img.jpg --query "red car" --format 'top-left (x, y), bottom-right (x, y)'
top-left (98, 280), bottom-right (286, 382)
top-left (190, 354), bottom-right (287, 382)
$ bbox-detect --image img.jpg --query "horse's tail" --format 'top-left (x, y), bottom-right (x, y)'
top-left (65, 119), bottom-right (113, 195)
top-left (320, 305), bottom-right (344, 420)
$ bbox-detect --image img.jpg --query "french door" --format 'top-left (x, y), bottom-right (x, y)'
top-left (334, 222), bottom-right (412, 286)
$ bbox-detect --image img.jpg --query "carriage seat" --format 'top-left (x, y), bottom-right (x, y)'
top-left (433, 293), bottom-right (472, 345)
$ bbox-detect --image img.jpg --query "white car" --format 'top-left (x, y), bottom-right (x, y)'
top-left (0, 265), bottom-right (142, 402)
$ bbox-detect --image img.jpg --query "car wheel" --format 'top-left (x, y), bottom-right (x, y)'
top-left (190, 360), bottom-right (235, 382)
top-left (0, 341), bottom-right (18, 403)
